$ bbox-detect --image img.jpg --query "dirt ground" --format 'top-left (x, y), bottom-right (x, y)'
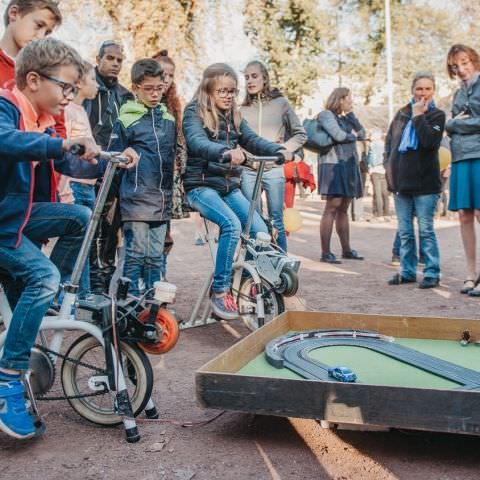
top-left (1, 194), bottom-right (480, 480)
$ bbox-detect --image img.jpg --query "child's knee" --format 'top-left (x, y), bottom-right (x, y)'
top-left (221, 217), bottom-right (241, 237)
top-left (31, 264), bottom-right (61, 296)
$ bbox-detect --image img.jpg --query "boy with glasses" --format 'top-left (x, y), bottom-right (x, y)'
top-left (0, 38), bottom-right (138, 440)
top-left (108, 59), bottom-right (176, 297)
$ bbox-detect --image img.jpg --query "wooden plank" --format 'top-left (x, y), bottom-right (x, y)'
top-left (196, 371), bottom-right (480, 436)
top-left (198, 312), bottom-right (292, 374)
top-left (288, 311), bottom-right (480, 341)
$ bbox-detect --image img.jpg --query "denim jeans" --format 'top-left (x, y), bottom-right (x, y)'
top-left (123, 221), bottom-right (167, 296)
top-left (392, 230), bottom-right (425, 259)
top-left (0, 202), bottom-right (91, 370)
top-left (71, 181), bottom-right (96, 211)
top-left (394, 193), bottom-right (440, 280)
top-left (187, 187), bottom-right (268, 293)
top-left (241, 167), bottom-right (287, 252)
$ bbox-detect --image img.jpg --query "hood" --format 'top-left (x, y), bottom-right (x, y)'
top-left (118, 100), bottom-right (175, 128)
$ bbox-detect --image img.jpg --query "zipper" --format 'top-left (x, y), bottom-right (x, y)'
top-left (16, 162), bottom-right (35, 248)
top-left (152, 108), bottom-right (165, 218)
top-left (225, 112), bottom-right (231, 193)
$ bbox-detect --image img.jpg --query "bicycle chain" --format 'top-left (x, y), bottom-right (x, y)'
top-left (34, 343), bottom-right (110, 401)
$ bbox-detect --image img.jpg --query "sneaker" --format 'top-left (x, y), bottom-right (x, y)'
top-left (419, 277), bottom-right (439, 289)
top-left (391, 254), bottom-right (400, 266)
top-left (342, 249), bottom-right (364, 260)
top-left (0, 380), bottom-right (36, 439)
top-left (388, 273), bottom-right (416, 285)
top-left (320, 253), bottom-right (342, 264)
top-left (210, 293), bottom-right (239, 321)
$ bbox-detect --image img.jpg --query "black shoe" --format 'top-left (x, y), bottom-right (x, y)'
top-left (419, 277), bottom-right (439, 289)
top-left (342, 249), bottom-right (364, 260)
top-left (320, 253), bottom-right (342, 264)
top-left (388, 273), bottom-right (416, 285)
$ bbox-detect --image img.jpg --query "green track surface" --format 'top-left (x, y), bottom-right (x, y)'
top-left (238, 338), bottom-right (480, 389)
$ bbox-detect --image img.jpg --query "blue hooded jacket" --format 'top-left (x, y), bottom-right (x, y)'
top-left (0, 90), bottom-right (107, 248)
top-left (108, 100), bottom-right (176, 222)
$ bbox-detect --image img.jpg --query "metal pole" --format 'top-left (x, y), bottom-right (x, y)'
top-left (385, 0), bottom-right (394, 123)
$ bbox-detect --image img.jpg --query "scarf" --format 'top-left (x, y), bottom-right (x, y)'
top-left (398, 98), bottom-right (436, 154)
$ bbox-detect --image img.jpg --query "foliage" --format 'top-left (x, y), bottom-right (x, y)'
top-left (244, 0), bottom-right (334, 106)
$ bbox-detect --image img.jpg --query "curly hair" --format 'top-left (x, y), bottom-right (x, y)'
top-left (152, 50), bottom-right (183, 138)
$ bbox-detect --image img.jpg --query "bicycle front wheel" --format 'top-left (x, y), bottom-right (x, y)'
top-left (61, 334), bottom-right (153, 426)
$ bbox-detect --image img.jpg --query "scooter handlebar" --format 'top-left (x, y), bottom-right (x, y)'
top-left (221, 152), bottom-right (285, 165)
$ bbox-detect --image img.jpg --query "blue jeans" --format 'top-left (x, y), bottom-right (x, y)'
top-left (71, 181), bottom-right (96, 211)
top-left (394, 193), bottom-right (440, 280)
top-left (392, 231), bottom-right (425, 259)
top-left (187, 187), bottom-right (268, 293)
top-left (241, 167), bottom-right (287, 252)
top-left (123, 221), bottom-right (167, 296)
top-left (0, 202), bottom-right (91, 370)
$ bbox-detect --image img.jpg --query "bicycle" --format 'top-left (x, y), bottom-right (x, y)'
top-left (0, 149), bottom-right (177, 442)
top-left (185, 153), bottom-right (301, 331)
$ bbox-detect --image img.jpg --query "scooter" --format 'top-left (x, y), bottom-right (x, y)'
top-left (184, 154), bottom-right (300, 331)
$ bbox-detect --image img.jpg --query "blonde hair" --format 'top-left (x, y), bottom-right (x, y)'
top-left (325, 87), bottom-right (351, 115)
top-left (15, 37), bottom-right (84, 89)
top-left (193, 63), bottom-right (241, 136)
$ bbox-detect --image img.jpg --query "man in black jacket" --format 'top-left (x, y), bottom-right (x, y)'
top-left (85, 41), bottom-right (133, 293)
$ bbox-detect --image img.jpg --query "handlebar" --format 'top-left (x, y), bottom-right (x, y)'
top-left (69, 144), bottom-right (129, 164)
top-left (221, 152), bottom-right (285, 165)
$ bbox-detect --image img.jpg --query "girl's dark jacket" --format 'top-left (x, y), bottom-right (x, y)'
top-left (384, 103), bottom-right (446, 195)
top-left (182, 101), bottom-right (283, 195)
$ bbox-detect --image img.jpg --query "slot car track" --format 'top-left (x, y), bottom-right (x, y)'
top-left (265, 329), bottom-right (480, 389)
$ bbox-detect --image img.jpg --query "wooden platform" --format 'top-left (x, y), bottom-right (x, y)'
top-left (195, 311), bottom-right (480, 435)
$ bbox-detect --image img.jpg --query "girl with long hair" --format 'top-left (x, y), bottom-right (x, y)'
top-left (183, 63), bottom-right (292, 320)
top-left (241, 60), bottom-right (306, 252)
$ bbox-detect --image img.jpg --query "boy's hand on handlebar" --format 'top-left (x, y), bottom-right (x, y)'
top-left (226, 147), bottom-right (245, 166)
top-left (119, 148), bottom-right (139, 169)
top-left (63, 137), bottom-right (101, 163)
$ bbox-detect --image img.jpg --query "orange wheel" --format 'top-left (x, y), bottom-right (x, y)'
top-left (137, 308), bottom-right (179, 355)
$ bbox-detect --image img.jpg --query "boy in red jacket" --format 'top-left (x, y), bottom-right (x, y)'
top-left (0, 1), bottom-right (66, 137)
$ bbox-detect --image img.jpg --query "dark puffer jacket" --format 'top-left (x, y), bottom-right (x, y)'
top-left (84, 68), bottom-right (133, 150)
top-left (384, 103), bottom-right (446, 195)
top-left (183, 101), bottom-right (283, 195)
top-left (108, 100), bottom-right (176, 222)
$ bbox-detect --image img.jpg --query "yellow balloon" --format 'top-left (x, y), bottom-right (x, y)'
top-left (439, 146), bottom-right (451, 172)
top-left (284, 208), bottom-right (303, 233)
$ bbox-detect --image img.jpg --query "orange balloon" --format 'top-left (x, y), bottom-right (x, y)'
top-left (439, 146), bottom-right (451, 172)
top-left (284, 208), bottom-right (303, 233)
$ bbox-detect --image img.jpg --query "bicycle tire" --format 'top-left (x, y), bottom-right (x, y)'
top-left (61, 334), bottom-right (153, 426)
top-left (237, 277), bottom-right (285, 331)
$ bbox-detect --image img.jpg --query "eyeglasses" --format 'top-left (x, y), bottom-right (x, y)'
top-left (38, 73), bottom-right (78, 98)
top-left (136, 84), bottom-right (163, 94)
top-left (216, 88), bottom-right (239, 98)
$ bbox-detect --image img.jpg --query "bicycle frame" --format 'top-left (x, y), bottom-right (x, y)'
top-left (185, 156), bottom-right (282, 329)
top-left (0, 153), bottom-right (142, 442)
